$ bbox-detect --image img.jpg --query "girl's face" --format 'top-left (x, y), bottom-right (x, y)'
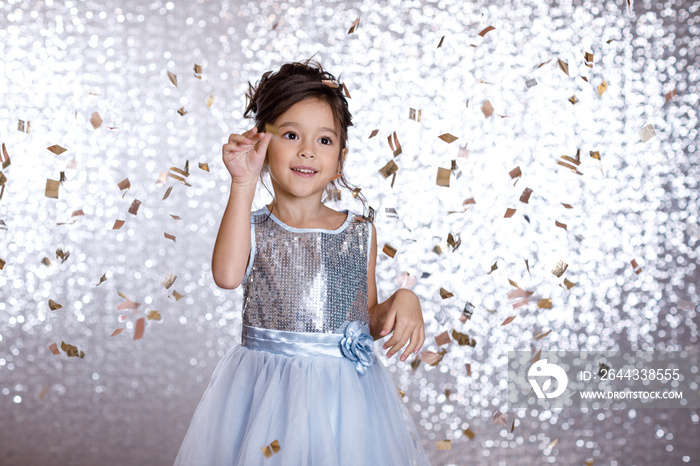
top-left (265, 97), bottom-right (346, 202)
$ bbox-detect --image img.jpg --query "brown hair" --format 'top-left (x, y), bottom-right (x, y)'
top-left (244, 59), bottom-right (372, 219)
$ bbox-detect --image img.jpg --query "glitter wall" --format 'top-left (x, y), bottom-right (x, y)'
top-left (1, 0), bottom-right (699, 464)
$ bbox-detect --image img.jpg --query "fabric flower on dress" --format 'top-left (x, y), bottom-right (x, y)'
top-left (339, 321), bottom-right (377, 375)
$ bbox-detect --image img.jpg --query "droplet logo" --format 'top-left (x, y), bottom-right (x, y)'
top-left (528, 359), bottom-right (568, 399)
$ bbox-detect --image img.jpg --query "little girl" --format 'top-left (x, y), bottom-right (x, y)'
top-left (174, 60), bottom-right (431, 465)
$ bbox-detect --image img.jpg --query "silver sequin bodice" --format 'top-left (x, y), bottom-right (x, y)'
top-left (241, 206), bottom-right (371, 334)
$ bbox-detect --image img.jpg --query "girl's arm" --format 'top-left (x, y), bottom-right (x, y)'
top-left (211, 128), bottom-right (271, 289)
top-left (211, 181), bottom-right (256, 289)
top-left (367, 222), bottom-right (426, 360)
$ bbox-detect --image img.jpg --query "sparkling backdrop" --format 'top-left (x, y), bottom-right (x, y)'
top-left (1, 0), bottom-right (699, 464)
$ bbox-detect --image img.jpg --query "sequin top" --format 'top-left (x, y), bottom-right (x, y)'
top-left (241, 205), bottom-right (372, 334)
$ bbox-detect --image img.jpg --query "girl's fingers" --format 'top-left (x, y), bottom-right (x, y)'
top-left (386, 327), bottom-right (410, 358)
top-left (383, 320), bottom-right (405, 349)
top-left (400, 328), bottom-right (420, 361)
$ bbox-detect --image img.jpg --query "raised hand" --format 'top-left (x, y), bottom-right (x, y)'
top-left (222, 126), bottom-right (273, 186)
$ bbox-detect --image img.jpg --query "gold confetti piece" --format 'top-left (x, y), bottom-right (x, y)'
top-left (488, 261), bottom-right (498, 274)
top-left (581, 76), bottom-right (589, 83)
top-left (162, 186), bottom-right (173, 200)
top-left (111, 328), bottom-right (125, 337)
top-left (90, 112), bottom-right (102, 129)
top-left (133, 317), bottom-right (145, 340)
top-left (665, 89), bottom-right (677, 102)
top-left (118, 178), bottom-right (130, 190)
top-left (447, 233), bottom-right (461, 251)
top-left (321, 79), bottom-right (339, 88)
top-left (167, 70), bottom-right (178, 87)
top-left (437, 35), bottom-right (445, 47)
top-left (112, 219), bottom-right (125, 230)
top-left (173, 290), bottom-right (185, 301)
top-left (410, 357), bottom-right (421, 371)
top-left (170, 214), bottom-right (181, 220)
top-left (507, 279), bottom-right (519, 289)
top-left (555, 220), bottom-right (567, 230)
top-left (264, 123), bottom-right (280, 137)
top-left (420, 349), bottom-right (446, 366)
top-left (198, 162), bottom-right (209, 172)
top-left (465, 363), bottom-right (472, 376)
top-left (146, 310), bottom-right (161, 320)
top-left (55, 248), bottom-right (70, 263)
top-left (270, 439), bottom-right (280, 454)
top-left (585, 460), bottom-right (594, 466)
top-left (382, 244), bottom-right (397, 258)
top-left (342, 82), bottom-right (351, 99)
top-left (589, 150), bottom-right (601, 160)
top-left (45, 179), bottom-right (60, 199)
top-left (556, 160), bottom-right (583, 175)
top-left (435, 440), bottom-right (451, 450)
top-left (510, 420), bottom-right (515, 433)
top-left (164, 232), bottom-right (176, 242)
top-left (504, 208), bottom-right (516, 218)
top-left (538, 298), bottom-right (552, 309)
top-left (397, 388), bottom-right (406, 397)
top-left (501, 315), bottom-right (517, 326)
top-left (96, 273), bottom-right (107, 286)
top-left (461, 302), bottom-right (474, 322)
top-left (49, 343), bottom-right (60, 355)
top-left (0, 257), bottom-right (5, 270)
top-left (351, 187), bottom-right (362, 199)
top-left (639, 123), bottom-right (656, 142)
top-left (369, 129), bottom-right (379, 138)
top-left (462, 198), bottom-right (476, 209)
top-left (535, 58), bottom-right (552, 69)
top-left (387, 131), bottom-right (402, 156)
top-left (481, 100), bottom-right (494, 118)
top-left (451, 329), bottom-right (476, 347)
top-left (128, 199), bottom-right (141, 215)
top-left (438, 133), bottom-right (458, 143)
top-left (530, 349), bottom-right (542, 364)
top-left (568, 94), bottom-right (579, 105)
top-left (347, 17), bottom-right (360, 34)
top-left (678, 301), bottom-right (697, 311)
top-left (41, 257), bottom-right (51, 266)
top-left (551, 260), bottom-right (568, 277)
top-left (206, 94), bottom-right (215, 108)
top-left (61, 341), bottom-right (85, 358)
top-left (519, 188), bottom-right (533, 203)
top-left (463, 428), bottom-right (476, 440)
top-left (492, 411), bottom-right (507, 426)
top-left (261, 445), bottom-right (272, 458)
top-left (378, 160), bottom-right (399, 178)
top-left (47, 145), bottom-right (67, 155)
top-left (563, 278), bottom-right (576, 289)
top-left (439, 287), bottom-right (454, 299)
top-left (161, 273), bottom-right (177, 289)
top-left (408, 108), bottom-right (422, 121)
top-left (546, 438), bottom-right (559, 450)
top-left (533, 329), bottom-right (552, 340)
top-left (177, 107), bottom-right (187, 116)
top-left (597, 80), bottom-right (608, 96)
top-left (584, 51), bottom-right (594, 68)
top-left (18, 119), bottom-right (31, 133)
top-left (193, 63), bottom-right (203, 78)
top-left (434, 331), bottom-right (450, 346)
top-left (1, 143), bottom-right (9, 169)
top-left (557, 58), bottom-right (569, 76)
top-left (509, 166), bottom-right (522, 178)
top-left (436, 167), bottom-right (451, 187)
top-left (478, 25), bottom-right (495, 37)
top-left (631, 258), bottom-right (642, 274)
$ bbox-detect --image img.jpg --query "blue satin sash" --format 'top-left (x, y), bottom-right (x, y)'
top-left (242, 324), bottom-right (347, 358)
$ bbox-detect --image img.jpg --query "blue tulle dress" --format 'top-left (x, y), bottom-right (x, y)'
top-left (174, 205), bottom-right (431, 465)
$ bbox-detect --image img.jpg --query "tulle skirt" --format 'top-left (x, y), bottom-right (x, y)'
top-left (173, 324), bottom-right (431, 466)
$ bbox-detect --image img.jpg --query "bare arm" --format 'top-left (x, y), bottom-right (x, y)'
top-left (211, 181), bottom-right (256, 289)
top-left (211, 127), bottom-right (271, 289)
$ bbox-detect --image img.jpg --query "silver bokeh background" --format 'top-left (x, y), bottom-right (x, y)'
top-left (1, 0), bottom-right (699, 464)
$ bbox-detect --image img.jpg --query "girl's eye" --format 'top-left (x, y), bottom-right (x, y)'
top-left (319, 137), bottom-right (332, 145)
top-left (282, 132), bottom-right (298, 140)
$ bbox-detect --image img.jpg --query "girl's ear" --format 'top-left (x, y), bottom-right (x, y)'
top-left (339, 148), bottom-right (347, 170)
